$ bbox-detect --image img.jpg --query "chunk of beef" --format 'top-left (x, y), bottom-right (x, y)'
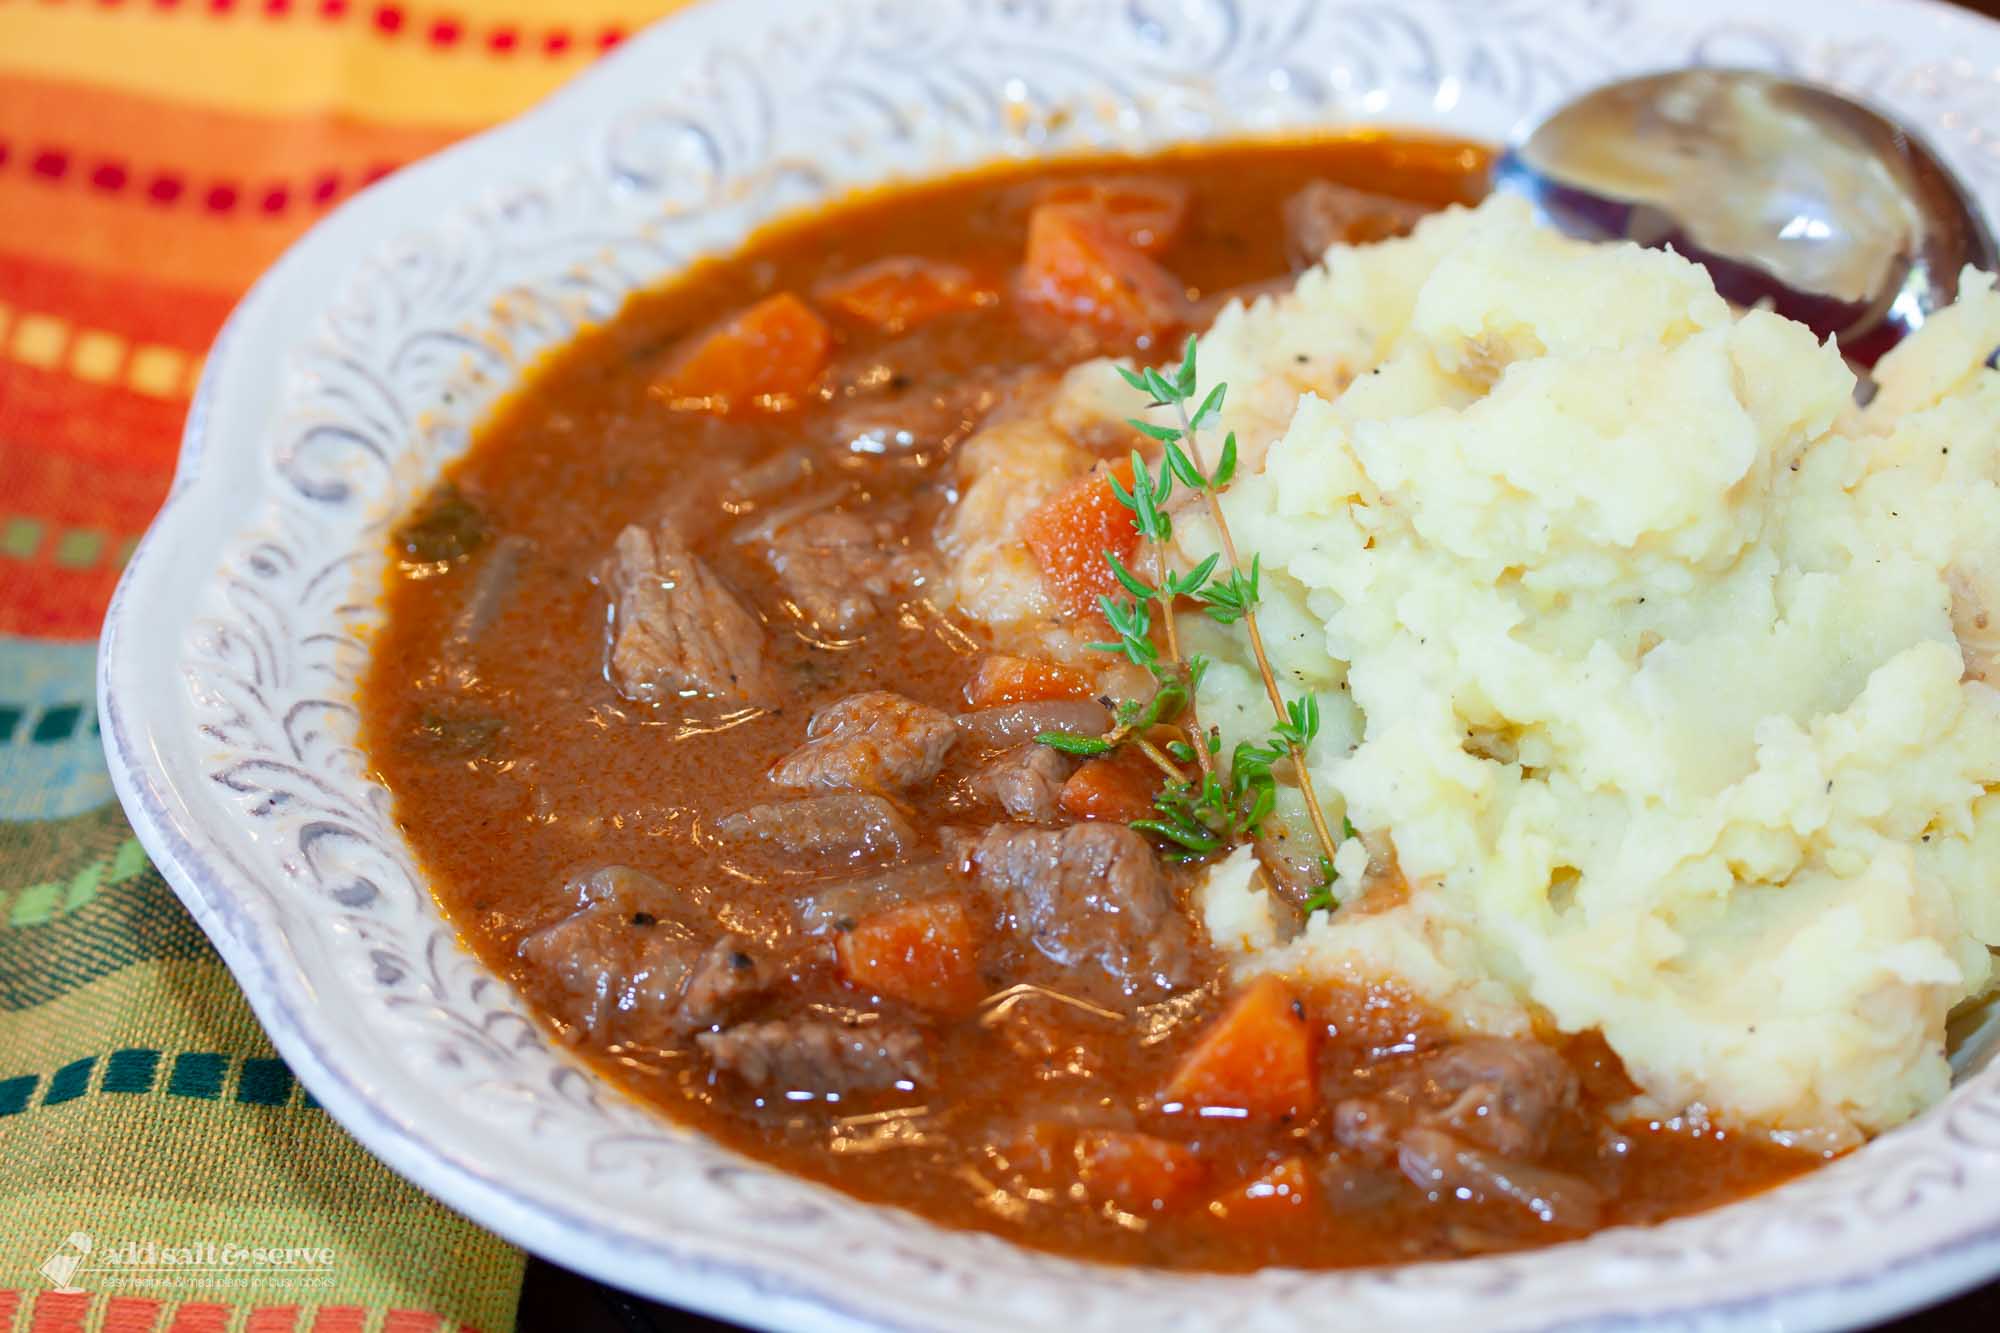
top-left (827, 369), bottom-right (1011, 455)
top-left (956, 699), bottom-right (1112, 748)
top-left (1331, 1095), bottom-right (1408, 1162)
top-left (1283, 180), bottom-right (1427, 269)
top-left (1318, 1155), bottom-right (1405, 1211)
top-left (712, 793), bottom-right (914, 864)
top-left (1398, 1128), bottom-right (1603, 1230)
top-left (724, 446), bottom-right (816, 503)
top-left (1332, 1034), bottom-right (1590, 1227)
top-left (952, 823), bottom-right (1190, 998)
top-left (797, 863), bottom-right (947, 934)
top-left (698, 1019), bottom-right (927, 1093)
top-left (678, 935), bottom-right (775, 1033)
top-left (769, 692), bottom-right (958, 792)
top-left (767, 512), bottom-right (929, 635)
top-left (1421, 1036), bottom-right (1580, 1159)
top-left (965, 744), bottom-right (1076, 823)
top-left (517, 866), bottom-right (765, 1044)
top-left (602, 517), bottom-right (770, 706)
top-left (1333, 1035), bottom-right (1580, 1164)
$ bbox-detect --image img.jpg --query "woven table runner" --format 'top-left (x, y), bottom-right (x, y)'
top-left (0, 3), bottom-right (694, 1328)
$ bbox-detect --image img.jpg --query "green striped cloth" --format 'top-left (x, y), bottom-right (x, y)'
top-left (0, 795), bottom-right (526, 1331)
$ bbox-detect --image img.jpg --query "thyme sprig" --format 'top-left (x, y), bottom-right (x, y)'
top-left (1038, 335), bottom-right (1343, 906)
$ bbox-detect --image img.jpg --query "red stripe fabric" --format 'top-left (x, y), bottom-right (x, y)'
top-left (0, 251), bottom-right (236, 350)
top-left (163, 1302), bottom-right (232, 1333)
top-left (102, 1296), bottom-right (168, 1332)
top-left (25, 1290), bottom-right (91, 1333)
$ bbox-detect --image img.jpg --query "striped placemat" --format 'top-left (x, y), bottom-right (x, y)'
top-left (0, 3), bottom-right (698, 1327)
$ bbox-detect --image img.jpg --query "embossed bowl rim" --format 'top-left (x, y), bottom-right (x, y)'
top-left (99, 0), bottom-right (2000, 1329)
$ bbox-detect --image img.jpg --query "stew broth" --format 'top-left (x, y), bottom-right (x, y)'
top-left (361, 135), bottom-right (1815, 1271)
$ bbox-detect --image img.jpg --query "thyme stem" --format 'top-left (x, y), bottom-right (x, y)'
top-left (1152, 540), bottom-right (1215, 786)
top-left (1170, 395), bottom-right (1342, 873)
top-left (1132, 734), bottom-right (1188, 783)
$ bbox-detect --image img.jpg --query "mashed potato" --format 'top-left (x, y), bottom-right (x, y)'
top-left (953, 195), bottom-right (2000, 1146)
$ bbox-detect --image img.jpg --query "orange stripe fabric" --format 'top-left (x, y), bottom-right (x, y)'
top-left (0, 4), bottom-right (612, 123)
top-left (0, 72), bottom-right (462, 176)
top-left (0, 1), bottom-right (696, 1327)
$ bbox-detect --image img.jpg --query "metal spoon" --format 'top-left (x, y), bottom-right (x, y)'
top-left (1497, 70), bottom-right (2000, 1084)
top-left (1493, 68), bottom-right (1997, 366)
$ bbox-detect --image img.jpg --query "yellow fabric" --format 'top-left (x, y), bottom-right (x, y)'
top-left (0, 4), bottom-right (702, 1327)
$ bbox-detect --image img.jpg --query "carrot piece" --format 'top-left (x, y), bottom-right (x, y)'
top-left (963, 654), bottom-right (1093, 710)
top-left (1059, 751), bottom-right (1160, 823)
top-left (657, 291), bottom-right (832, 413)
top-left (1076, 1129), bottom-right (1209, 1212)
top-left (814, 257), bottom-right (998, 334)
top-left (1165, 975), bottom-right (1318, 1119)
top-left (1016, 204), bottom-right (1186, 341)
top-left (1035, 177), bottom-right (1190, 254)
top-left (1019, 457), bottom-right (1141, 620)
top-left (836, 894), bottom-right (985, 1013)
top-left (1206, 1156), bottom-right (1314, 1222)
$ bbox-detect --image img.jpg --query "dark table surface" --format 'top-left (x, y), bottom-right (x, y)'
top-left (517, 0), bottom-right (2000, 1326)
top-left (517, 1250), bottom-right (2000, 1332)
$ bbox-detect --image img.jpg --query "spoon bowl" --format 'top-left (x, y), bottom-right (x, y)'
top-left (1495, 68), bottom-right (1998, 364)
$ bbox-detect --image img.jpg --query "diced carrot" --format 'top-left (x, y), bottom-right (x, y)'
top-left (814, 256), bottom-right (999, 334)
top-left (1016, 204), bottom-right (1186, 342)
top-left (963, 654), bottom-right (1093, 710)
top-left (657, 291), bottom-right (832, 413)
top-left (836, 894), bottom-right (985, 1013)
top-left (1076, 1129), bottom-right (1209, 1212)
top-left (1035, 177), bottom-right (1190, 253)
top-left (1164, 975), bottom-right (1318, 1119)
top-left (1206, 1156), bottom-right (1314, 1222)
top-left (1019, 457), bottom-right (1140, 620)
top-left (1059, 751), bottom-right (1160, 823)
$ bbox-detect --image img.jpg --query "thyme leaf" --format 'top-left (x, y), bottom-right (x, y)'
top-left (1032, 333), bottom-right (1344, 906)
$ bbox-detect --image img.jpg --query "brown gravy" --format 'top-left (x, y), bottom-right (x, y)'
top-left (360, 135), bottom-right (1816, 1272)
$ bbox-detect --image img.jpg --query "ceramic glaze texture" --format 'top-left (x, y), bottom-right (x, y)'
top-left (99, 1), bottom-right (2000, 1329)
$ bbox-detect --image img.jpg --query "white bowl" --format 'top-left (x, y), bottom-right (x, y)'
top-left (99, 1), bottom-right (2000, 1328)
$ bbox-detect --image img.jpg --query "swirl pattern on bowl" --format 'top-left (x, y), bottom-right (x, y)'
top-left (102, 1), bottom-right (2000, 1329)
